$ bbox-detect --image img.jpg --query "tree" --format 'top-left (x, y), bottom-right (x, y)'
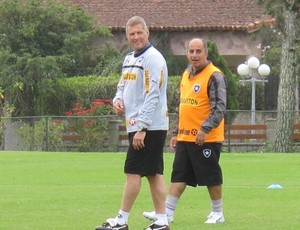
top-left (259, 0), bottom-right (300, 152)
top-left (260, 29), bottom-right (281, 110)
top-left (0, 0), bottom-right (111, 116)
top-left (207, 40), bottom-right (239, 122)
top-left (276, 1), bottom-right (300, 152)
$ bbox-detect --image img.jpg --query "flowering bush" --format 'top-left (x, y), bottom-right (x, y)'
top-left (65, 99), bottom-right (114, 117)
top-left (64, 99), bottom-right (113, 151)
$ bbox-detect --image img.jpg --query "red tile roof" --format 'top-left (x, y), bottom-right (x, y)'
top-left (69, 0), bottom-right (275, 33)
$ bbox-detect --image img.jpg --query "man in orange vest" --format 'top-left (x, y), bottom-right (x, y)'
top-left (143, 38), bottom-right (227, 224)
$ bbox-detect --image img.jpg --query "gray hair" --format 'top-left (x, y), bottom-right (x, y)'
top-left (126, 16), bottom-right (148, 35)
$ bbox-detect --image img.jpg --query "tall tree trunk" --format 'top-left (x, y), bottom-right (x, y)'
top-left (274, 6), bottom-right (298, 152)
top-left (295, 77), bottom-right (299, 111)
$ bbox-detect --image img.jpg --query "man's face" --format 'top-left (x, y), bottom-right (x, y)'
top-left (187, 39), bottom-right (208, 70)
top-left (126, 23), bottom-right (149, 51)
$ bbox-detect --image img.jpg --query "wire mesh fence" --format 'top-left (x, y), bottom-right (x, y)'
top-left (1, 110), bottom-right (300, 152)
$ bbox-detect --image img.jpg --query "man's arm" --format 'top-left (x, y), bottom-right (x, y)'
top-left (200, 72), bottom-right (227, 133)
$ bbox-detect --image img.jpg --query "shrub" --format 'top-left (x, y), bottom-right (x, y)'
top-left (18, 117), bottom-right (65, 151)
top-left (63, 99), bottom-right (113, 152)
top-left (37, 76), bottom-right (119, 115)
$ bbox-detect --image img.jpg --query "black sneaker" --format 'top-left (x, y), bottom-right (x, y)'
top-left (143, 223), bottom-right (170, 230)
top-left (95, 218), bottom-right (128, 230)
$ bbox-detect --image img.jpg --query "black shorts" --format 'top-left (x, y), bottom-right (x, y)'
top-left (171, 141), bottom-right (223, 187)
top-left (124, 130), bottom-right (167, 176)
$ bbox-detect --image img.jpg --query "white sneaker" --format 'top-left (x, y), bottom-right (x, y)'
top-left (205, 211), bottom-right (225, 224)
top-left (143, 211), bottom-right (174, 223)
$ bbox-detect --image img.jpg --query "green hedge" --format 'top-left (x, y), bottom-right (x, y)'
top-left (39, 75), bottom-right (181, 115)
top-left (39, 75), bottom-right (264, 116)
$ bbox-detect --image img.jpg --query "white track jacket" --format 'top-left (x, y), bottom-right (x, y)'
top-left (113, 44), bottom-right (169, 133)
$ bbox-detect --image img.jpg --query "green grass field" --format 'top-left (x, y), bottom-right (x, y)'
top-left (0, 151), bottom-right (299, 230)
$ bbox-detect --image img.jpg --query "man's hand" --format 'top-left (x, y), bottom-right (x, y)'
top-left (133, 131), bottom-right (146, 150)
top-left (113, 99), bottom-right (124, 116)
top-left (170, 136), bottom-right (177, 151)
top-left (195, 129), bottom-right (207, 146)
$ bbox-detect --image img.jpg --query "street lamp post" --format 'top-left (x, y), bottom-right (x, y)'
top-left (237, 56), bottom-right (271, 125)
